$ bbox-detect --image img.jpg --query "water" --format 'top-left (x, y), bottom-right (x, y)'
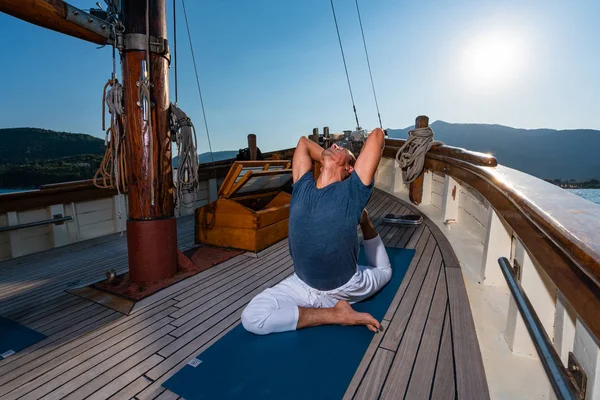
top-left (568, 189), bottom-right (600, 206)
top-left (0, 188), bottom-right (31, 194)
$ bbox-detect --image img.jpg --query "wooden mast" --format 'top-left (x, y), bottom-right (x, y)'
top-left (121, 0), bottom-right (177, 283)
top-left (1, 0), bottom-right (177, 284)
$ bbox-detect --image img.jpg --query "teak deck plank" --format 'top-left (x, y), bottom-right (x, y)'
top-left (379, 248), bottom-right (443, 399)
top-left (404, 268), bottom-right (449, 399)
top-left (0, 190), bottom-right (488, 400)
top-left (354, 348), bottom-right (395, 400)
top-left (430, 305), bottom-right (455, 400)
top-left (446, 267), bottom-right (490, 399)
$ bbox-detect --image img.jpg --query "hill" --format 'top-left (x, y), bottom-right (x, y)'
top-left (1, 124), bottom-right (598, 189)
top-left (0, 128), bottom-right (104, 164)
top-left (387, 121), bottom-right (600, 180)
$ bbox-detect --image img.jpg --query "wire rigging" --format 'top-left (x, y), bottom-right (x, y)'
top-left (181, 0), bottom-right (217, 177)
top-left (173, 0), bottom-right (178, 105)
top-left (330, 0), bottom-right (361, 130)
top-left (355, 0), bottom-right (382, 129)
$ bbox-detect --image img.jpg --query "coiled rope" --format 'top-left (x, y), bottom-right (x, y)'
top-left (95, 79), bottom-right (128, 193)
top-left (395, 127), bottom-right (443, 184)
top-left (170, 104), bottom-right (199, 209)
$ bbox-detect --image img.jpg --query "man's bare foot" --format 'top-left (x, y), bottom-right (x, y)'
top-left (360, 209), bottom-right (370, 225)
top-left (334, 300), bottom-right (381, 333)
top-left (360, 209), bottom-right (378, 241)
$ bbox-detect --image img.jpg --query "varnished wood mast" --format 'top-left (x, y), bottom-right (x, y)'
top-left (121, 0), bottom-right (177, 283)
top-left (0, 0), bottom-right (178, 283)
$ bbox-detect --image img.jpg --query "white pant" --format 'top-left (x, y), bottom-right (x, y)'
top-left (241, 235), bottom-right (391, 335)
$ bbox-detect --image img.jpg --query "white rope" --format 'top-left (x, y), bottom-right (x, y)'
top-left (395, 126), bottom-right (443, 184)
top-left (170, 104), bottom-right (199, 210)
top-left (108, 81), bottom-right (126, 234)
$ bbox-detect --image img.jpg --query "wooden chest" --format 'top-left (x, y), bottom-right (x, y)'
top-left (195, 161), bottom-right (292, 253)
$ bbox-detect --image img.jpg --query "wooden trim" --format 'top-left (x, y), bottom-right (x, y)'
top-left (217, 163), bottom-right (244, 197)
top-left (384, 140), bottom-right (498, 167)
top-left (382, 149), bottom-right (600, 340)
top-left (236, 161), bottom-right (290, 167)
top-left (408, 116), bottom-right (429, 205)
top-left (226, 190), bottom-right (280, 203)
top-left (255, 204), bottom-right (290, 228)
top-left (250, 169), bottom-right (292, 177)
top-left (0, 0), bottom-right (111, 45)
top-left (39, 180), bottom-right (96, 190)
top-left (0, 184), bottom-right (117, 213)
top-left (225, 171), bottom-right (253, 199)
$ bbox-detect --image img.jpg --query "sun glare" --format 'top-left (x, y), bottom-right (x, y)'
top-left (462, 32), bottom-right (523, 86)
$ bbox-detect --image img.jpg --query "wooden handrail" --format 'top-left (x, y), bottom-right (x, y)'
top-left (381, 147), bottom-right (600, 340)
top-left (0, 182), bottom-right (116, 213)
top-left (39, 179), bottom-right (96, 190)
top-left (384, 138), bottom-right (498, 167)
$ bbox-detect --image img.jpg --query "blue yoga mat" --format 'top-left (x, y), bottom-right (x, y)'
top-left (164, 247), bottom-right (415, 400)
top-left (0, 316), bottom-right (46, 359)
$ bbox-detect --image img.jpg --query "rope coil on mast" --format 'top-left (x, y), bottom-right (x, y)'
top-left (170, 104), bottom-right (199, 208)
top-left (395, 127), bottom-right (443, 184)
top-left (94, 7), bottom-right (127, 233)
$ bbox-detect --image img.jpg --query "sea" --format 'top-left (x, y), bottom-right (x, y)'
top-left (567, 189), bottom-right (600, 206)
top-left (0, 189), bottom-right (31, 194)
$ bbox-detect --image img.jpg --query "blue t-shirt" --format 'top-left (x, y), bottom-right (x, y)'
top-left (288, 170), bottom-right (374, 290)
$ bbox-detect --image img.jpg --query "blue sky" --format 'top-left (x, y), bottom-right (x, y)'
top-left (0, 0), bottom-right (599, 153)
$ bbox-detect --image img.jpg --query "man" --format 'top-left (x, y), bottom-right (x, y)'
top-left (241, 128), bottom-right (390, 335)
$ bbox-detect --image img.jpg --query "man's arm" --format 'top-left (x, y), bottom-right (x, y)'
top-left (292, 136), bottom-right (324, 183)
top-left (354, 128), bottom-right (385, 186)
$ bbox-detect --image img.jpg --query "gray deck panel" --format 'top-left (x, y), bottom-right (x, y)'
top-left (0, 190), bottom-right (488, 399)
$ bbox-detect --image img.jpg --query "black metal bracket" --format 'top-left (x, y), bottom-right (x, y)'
top-left (566, 352), bottom-right (587, 399)
top-left (512, 258), bottom-right (522, 281)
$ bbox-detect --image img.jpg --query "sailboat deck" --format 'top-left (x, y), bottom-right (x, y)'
top-left (0, 189), bottom-right (488, 400)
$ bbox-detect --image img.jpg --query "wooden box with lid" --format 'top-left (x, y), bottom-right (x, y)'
top-left (195, 160), bottom-right (293, 253)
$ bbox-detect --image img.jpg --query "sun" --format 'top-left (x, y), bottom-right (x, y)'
top-left (462, 32), bottom-right (522, 86)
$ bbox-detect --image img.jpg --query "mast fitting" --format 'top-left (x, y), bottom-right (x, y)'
top-left (122, 33), bottom-right (170, 63)
top-left (64, 3), bottom-right (113, 43)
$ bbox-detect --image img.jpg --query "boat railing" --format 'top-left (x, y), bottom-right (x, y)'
top-left (375, 135), bottom-right (600, 397)
top-left (498, 257), bottom-right (585, 400)
top-left (0, 215), bottom-right (73, 233)
top-left (380, 139), bottom-right (600, 342)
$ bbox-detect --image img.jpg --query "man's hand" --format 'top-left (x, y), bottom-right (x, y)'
top-left (292, 136), bottom-right (324, 183)
top-left (354, 128), bottom-right (385, 186)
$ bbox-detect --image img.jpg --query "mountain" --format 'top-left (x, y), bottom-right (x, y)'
top-left (0, 128), bottom-right (104, 164)
top-left (199, 151), bottom-right (239, 163)
top-left (387, 121), bottom-right (600, 180)
top-left (172, 151), bottom-right (239, 167)
top-left (1, 124), bottom-right (598, 189)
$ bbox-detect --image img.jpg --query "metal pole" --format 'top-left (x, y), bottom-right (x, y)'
top-left (498, 257), bottom-right (578, 400)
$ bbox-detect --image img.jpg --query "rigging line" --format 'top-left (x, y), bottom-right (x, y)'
top-left (173, 0), bottom-right (178, 105)
top-left (330, 0), bottom-right (360, 130)
top-left (181, 0), bottom-right (217, 176)
top-left (145, 0), bottom-right (155, 206)
top-left (355, 0), bottom-right (382, 129)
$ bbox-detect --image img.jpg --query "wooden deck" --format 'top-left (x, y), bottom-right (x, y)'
top-left (0, 189), bottom-right (489, 400)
